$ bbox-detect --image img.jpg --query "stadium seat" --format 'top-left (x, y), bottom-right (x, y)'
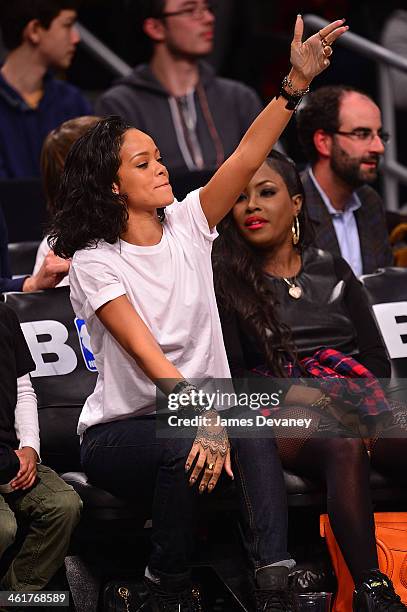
top-left (360, 267), bottom-right (407, 397)
top-left (2, 285), bottom-right (406, 514)
top-left (2, 281), bottom-right (407, 609)
top-left (0, 179), bottom-right (46, 242)
top-left (8, 240), bottom-right (40, 277)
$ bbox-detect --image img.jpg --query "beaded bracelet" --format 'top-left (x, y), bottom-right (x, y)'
top-left (277, 75), bottom-right (310, 111)
top-left (282, 75), bottom-right (310, 97)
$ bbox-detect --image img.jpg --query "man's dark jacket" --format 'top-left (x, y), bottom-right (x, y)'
top-left (301, 169), bottom-right (393, 274)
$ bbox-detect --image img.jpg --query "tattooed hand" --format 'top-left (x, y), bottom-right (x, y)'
top-left (185, 409), bottom-right (234, 493)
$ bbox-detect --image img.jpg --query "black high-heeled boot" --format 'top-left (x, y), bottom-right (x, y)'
top-left (353, 569), bottom-right (407, 611)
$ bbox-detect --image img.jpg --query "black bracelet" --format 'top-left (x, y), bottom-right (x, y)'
top-left (170, 380), bottom-right (210, 414)
top-left (277, 87), bottom-right (303, 111)
top-left (277, 75), bottom-right (310, 111)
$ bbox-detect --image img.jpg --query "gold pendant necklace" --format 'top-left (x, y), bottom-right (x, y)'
top-left (282, 277), bottom-right (302, 299)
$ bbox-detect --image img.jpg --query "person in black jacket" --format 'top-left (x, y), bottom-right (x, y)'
top-left (296, 86), bottom-right (393, 275)
top-left (0, 302), bottom-right (81, 592)
top-left (213, 151), bottom-right (407, 612)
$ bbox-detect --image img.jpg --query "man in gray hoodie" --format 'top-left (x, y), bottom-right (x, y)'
top-left (95, 0), bottom-right (262, 176)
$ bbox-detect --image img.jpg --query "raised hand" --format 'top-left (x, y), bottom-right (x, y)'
top-left (290, 16), bottom-right (348, 83)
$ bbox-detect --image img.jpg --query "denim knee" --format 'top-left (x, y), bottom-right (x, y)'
top-left (231, 435), bottom-right (279, 456)
top-left (163, 437), bottom-right (193, 467)
top-left (0, 510), bottom-right (17, 556)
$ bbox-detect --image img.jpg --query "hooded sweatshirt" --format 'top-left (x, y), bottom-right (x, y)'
top-left (96, 61), bottom-right (262, 174)
top-left (0, 71), bottom-right (92, 179)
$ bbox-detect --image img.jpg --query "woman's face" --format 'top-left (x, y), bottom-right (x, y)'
top-left (232, 162), bottom-right (302, 250)
top-left (116, 129), bottom-right (174, 211)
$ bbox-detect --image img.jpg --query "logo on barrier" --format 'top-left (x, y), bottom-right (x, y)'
top-left (372, 302), bottom-right (407, 359)
top-left (21, 320), bottom-right (78, 377)
top-left (74, 318), bottom-right (97, 372)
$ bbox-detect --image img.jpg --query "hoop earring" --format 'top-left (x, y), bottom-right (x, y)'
top-left (292, 216), bottom-right (300, 245)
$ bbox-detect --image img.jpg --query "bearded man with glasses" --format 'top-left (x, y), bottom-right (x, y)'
top-left (296, 85), bottom-right (393, 276)
top-left (96, 0), bottom-right (262, 176)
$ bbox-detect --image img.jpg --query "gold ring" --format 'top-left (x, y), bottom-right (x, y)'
top-left (207, 463), bottom-right (215, 471)
top-left (323, 45), bottom-right (333, 57)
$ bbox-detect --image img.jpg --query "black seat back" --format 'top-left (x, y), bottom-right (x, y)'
top-left (8, 241), bottom-right (41, 276)
top-left (0, 179), bottom-right (46, 242)
top-left (360, 267), bottom-right (407, 401)
top-left (3, 287), bottom-right (97, 472)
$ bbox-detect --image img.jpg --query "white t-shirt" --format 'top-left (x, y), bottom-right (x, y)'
top-left (69, 189), bottom-right (231, 436)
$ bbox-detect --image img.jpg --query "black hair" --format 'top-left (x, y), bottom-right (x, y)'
top-left (296, 85), bottom-right (375, 164)
top-left (213, 151), bottom-right (312, 376)
top-left (124, 0), bottom-right (166, 59)
top-left (265, 152), bottom-right (307, 231)
top-left (49, 116), bottom-right (131, 259)
top-left (139, 0), bottom-right (166, 20)
top-left (0, 0), bottom-right (80, 51)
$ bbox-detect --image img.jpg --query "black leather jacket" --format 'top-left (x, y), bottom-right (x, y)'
top-left (218, 247), bottom-right (390, 379)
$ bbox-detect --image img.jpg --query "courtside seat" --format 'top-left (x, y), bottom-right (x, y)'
top-left (2, 280), bottom-right (407, 612)
top-left (1, 282), bottom-right (407, 520)
top-left (60, 471), bottom-right (141, 521)
top-left (2, 287), bottom-right (92, 474)
top-left (0, 178), bottom-right (46, 242)
top-left (360, 267), bottom-right (407, 396)
top-left (8, 240), bottom-right (41, 277)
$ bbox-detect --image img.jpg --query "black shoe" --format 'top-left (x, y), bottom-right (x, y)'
top-left (255, 567), bottom-right (298, 612)
top-left (143, 576), bottom-right (203, 611)
top-left (353, 570), bottom-right (407, 611)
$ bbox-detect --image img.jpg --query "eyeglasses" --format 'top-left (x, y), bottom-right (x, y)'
top-left (330, 128), bottom-right (391, 145)
top-left (160, 1), bottom-right (217, 20)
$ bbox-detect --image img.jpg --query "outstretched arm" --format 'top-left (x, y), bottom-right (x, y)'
top-left (200, 16), bottom-right (348, 228)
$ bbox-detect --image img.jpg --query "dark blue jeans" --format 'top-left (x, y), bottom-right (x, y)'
top-left (231, 436), bottom-right (292, 570)
top-left (81, 416), bottom-right (292, 579)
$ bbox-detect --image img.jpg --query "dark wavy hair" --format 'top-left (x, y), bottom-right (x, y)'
top-left (139, 0), bottom-right (166, 19)
top-left (296, 85), bottom-right (374, 164)
top-left (213, 151), bottom-right (311, 376)
top-left (49, 116), bottom-right (131, 259)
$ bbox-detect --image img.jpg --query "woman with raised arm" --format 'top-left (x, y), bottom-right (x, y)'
top-left (50, 17), bottom-right (347, 612)
top-left (213, 150), bottom-right (407, 612)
